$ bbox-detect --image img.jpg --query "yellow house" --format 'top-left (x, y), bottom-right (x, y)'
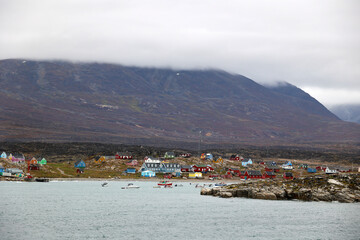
top-left (189, 172), bottom-right (202, 178)
top-left (94, 156), bottom-right (106, 164)
top-left (213, 157), bottom-right (223, 164)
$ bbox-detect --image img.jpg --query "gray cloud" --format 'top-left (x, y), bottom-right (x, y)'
top-left (0, 0), bottom-right (359, 106)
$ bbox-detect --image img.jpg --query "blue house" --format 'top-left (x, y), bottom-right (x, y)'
top-left (125, 168), bottom-right (136, 174)
top-left (74, 160), bottom-right (86, 169)
top-left (307, 168), bottom-right (317, 173)
top-left (141, 170), bottom-right (155, 177)
top-left (0, 164), bottom-right (4, 172)
top-left (1, 152), bottom-right (7, 159)
top-left (242, 158), bottom-right (253, 167)
top-left (205, 153), bottom-right (213, 160)
top-left (284, 161), bottom-right (292, 166)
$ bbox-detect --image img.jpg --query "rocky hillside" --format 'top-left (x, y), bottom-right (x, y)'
top-left (0, 59), bottom-right (359, 146)
top-left (201, 174), bottom-right (360, 203)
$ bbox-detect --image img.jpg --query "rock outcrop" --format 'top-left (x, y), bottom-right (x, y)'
top-left (201, 174), bottom-right (360, 203)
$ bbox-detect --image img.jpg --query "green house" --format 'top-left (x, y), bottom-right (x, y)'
top-left (164, 152), bottom-right (175, 159)
top-left (39, 158), bottom-right (47, 165)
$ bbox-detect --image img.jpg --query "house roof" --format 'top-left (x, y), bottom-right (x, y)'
top-left (145, 163), bottom-right (161, 168)
top-left (266, 171), bottom-right (276, 176)
top-left (284, 172), bottom-right (293, 177)
top-left (247, 170), bottom-right (262, 176)
top-left (162, 163), bottom-right (180, 168)
top-left (181, 165), bottom-right (193, 169)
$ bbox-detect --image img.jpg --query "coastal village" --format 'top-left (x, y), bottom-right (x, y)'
top-left (0, 150), bottom-right (358, 181)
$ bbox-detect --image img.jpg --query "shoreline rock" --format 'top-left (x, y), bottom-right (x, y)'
top-left (201, 173), bottom-right (360, 203)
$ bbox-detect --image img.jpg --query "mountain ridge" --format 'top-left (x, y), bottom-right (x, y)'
top-left (0, 59), bottom-right (359, 146)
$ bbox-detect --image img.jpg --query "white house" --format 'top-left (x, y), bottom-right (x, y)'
top-left (325, 167), bottom-right (338, 174)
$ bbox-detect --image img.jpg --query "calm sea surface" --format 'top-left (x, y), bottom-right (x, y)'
top-left (1, 181), bottom-right (359, 240)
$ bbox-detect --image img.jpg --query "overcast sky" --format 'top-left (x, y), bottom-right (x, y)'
top-left (0, 0), bottom-right (359, 106)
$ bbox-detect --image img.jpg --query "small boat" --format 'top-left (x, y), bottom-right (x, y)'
top-left (101, 182), bottom-right (108, 187)
top-left (121, 183), bottom-right (140, 189)
top-left (158, 181), bottom-right (172, 186)
top-left (35, 178), bottom-right (49, 182)
top-left (214, 182), bottom-right (227, 187)
top-left (174, 184), bottom-right (183, 187)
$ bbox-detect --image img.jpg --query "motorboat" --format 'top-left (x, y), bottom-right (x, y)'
top-left (158, 181), bottom-right (172, 186)
top-left (121, 183), bottom-right (140, 189)
top-left (214, 182), bottom-right (227, 187)
top-left (101, 182), bottom-right (108, 187)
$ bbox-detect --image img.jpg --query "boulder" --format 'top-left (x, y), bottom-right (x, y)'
top-left (235, 189), bottom-right (249, 198)
top-left (254, 191), bottom-right (277, 200)
top-left (335, 192), bottom-right (355, 203)
top-left (200, 188), bottom-right (213, 195)
top-left (220, 191), bottom-right (233, 198)
top-left (328, 179), bottom-right (343, 186)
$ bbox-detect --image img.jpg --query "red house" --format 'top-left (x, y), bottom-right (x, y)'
top-left (263, 171), bottom-right (276, 179)
top-left (228, 168), bottom-right (241, 176)
top-left (265, 166), bottom-right (280, 173)
top-left (283, 172), bottom-right (294, 180)
top-left (192, 165), bottom-right (214, 173)
top-left (239, 170), bottom-right (262, 179)
top-left (247, 170), bottom-right (263, 179)
top-left (230, 154), bottom-right (243, 161)
top-left (115, 152), bottom-right (133, 160)
top-left (180, 153), bottom-right (191, 158)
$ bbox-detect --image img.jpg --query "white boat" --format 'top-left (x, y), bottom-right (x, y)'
top-left (121, 183), bottom-right (140, 189)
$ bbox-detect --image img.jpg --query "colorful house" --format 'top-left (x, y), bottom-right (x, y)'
top-left (94, 156), bottom-right (106, 164)
top-left (164, 152), bottom-right (175, 159)
top-left (227, 168), bottom-right (241, 176)
top-left (179, 153), bottom-right (191, 158)
top-left (1, 152), bottom-right (6, 159)
top-left (230, 154), bottom-right (243, 161)
top-left (241, 158), bottom-right (253, 167)
top-left (265, 166), bottom-right (280, 173)
top-left (141, 170), bottom-right (155, 177)
top-left (161, 163), bottom-right (181, 173)
top-left (263, 171), bottom-right (276, 179)
top-left (205, 153), bottom-right (213, 160)
top-left (299, 164), bottom-right (308, 169)
top-left (192, 164), bottom-right (214, 173)
top-left (283, 172), bottom-right (294, 180)
top-left (325, 167), bottom-right (338, 174)
top-left (38, 158), bottom-right (47, 165)
top-left (74, 160), bottom-right (86, 173)
top-left (307, 168), bottom-right (317, 173)
top-left (141, 162), bottom-right (161, 172)
top-left (181, 165), bottom-right (194, 172)
top-left (125, 168), bottom-right (136, 174)
top-left (115, 152), bottom-right (133, 160)
top-left (29, 157), bottom-right (38, 165)
top-left (10, 153), bottom-right (25, 163)
top-left (0, 164), bottom-right (4, 172)
top-left (189, 172), bottom-right (202, 179)
top-left (246, 170), bottom-right (262, 179)
top-left (213, 157), bottom-right (223, 164)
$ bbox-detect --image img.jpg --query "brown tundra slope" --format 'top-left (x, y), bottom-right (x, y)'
top-left (0, 59), bottom-right (359, 147)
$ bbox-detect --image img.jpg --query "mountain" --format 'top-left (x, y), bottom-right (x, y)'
top-left (329, 104), bottom-right (360, 124)
top-left (0, 59), bottom-right (359, 146)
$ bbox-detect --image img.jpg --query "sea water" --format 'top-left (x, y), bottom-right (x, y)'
top-left (0, 181), bottom-right (359, 240)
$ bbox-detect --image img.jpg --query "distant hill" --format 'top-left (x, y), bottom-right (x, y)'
top-left (329, 104), bottom-right (360, 124)
top-left (0, 59), bottom-right (359, 146)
